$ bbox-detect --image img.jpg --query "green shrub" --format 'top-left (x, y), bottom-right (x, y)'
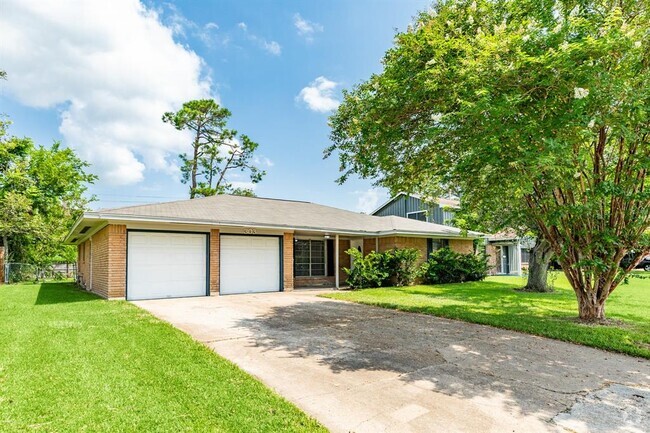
top-left (421, 247), bottom-right (489, 284)
top-left (343, 249), bottom-right (389, 289)
top-left (344, 247), bottom-right (422, 289)
top-left (382, 248), bottom-right (421, 286)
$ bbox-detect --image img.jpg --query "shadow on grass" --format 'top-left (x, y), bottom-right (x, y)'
top-left (35, 282), bottom-right (98, 305)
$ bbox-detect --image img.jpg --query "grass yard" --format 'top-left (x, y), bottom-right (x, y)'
top-left (324, 272), bottom-right (650, 359)
top-left (0, 282), bottom-right (325, 433)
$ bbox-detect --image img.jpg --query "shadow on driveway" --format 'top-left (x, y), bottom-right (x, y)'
top-left (233, 297), bottom-right (650, 432)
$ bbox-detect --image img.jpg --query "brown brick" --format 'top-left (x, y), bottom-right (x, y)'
top-left (283, 232), bottom-right (294, 291)
top-left (449, 239), bottom-right (474, 255)
top-left (378, 236), bottom-right (428, 266)
top-left (363, 238), bottom-right (376, 256)
top-left (486, 243), bottom-right (499, 275)
top-left (77, 224), bottom-right (126, 299)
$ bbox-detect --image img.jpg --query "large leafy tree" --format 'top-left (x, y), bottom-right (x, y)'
top-left (327, 0), bottom-right (649, 321)
top-left (0, 119), bottom-right (96, 266)
top-left (163, 99), bottom-right (265, 199)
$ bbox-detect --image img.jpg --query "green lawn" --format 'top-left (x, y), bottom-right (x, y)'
top-left (0, 282), bottom-right (325, 433)
top-left (324, 272), bottom-right (650, 359)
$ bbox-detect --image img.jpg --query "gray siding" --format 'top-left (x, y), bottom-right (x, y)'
top-left (374, 195), bottom-right (455, 226)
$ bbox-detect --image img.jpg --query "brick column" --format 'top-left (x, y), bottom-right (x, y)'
top-left (283, 232), bottom-right (294, 291)
top-left (210, 229), bottom-right (220, 295)
top-left (107, 224), bottom-right (127, 298)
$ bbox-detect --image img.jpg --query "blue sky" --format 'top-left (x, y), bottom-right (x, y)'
top-left (0, 0), bottom-right (429, 212)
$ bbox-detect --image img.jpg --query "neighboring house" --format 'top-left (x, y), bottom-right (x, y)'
top-left (485, 230), bottom-right (535, 276)
top-left (373, 193), bottom-right (458, 225)
top-left (373, 193), bottom-right (531, 276)
top-left (65, 194), bottom-right (482, 300)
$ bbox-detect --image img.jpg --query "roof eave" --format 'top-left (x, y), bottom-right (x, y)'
top-left (71, 212), bottom-right (482, 239)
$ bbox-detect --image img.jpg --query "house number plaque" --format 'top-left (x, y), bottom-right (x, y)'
top-left (243, 228), bottom-right (257, 234)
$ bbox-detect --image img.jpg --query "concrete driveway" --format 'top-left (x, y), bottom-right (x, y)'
top-left (134, 291), bottom-right (650, 433)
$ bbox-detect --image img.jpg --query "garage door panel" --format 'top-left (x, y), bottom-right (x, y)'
top-left (220, 235), bottom-right (280, 295)
top-left (127, 232), bottom-right (207, 300)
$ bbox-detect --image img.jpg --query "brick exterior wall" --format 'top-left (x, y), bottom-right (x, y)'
top-left (0, 246), bottom-right (4, 284)
top-left (449, 239), bottom-right (474, 255)
top-left (209, 229), bottom-right (220, 294)
top-left (76, 224), bottom-right (126, 299)
top-left (77, 240), bottom-right (91, 288)
top-left (378, 236), bottom-right (429, 266)
top-left (363, 238), bottom-right (376, 256)
top-left (107, 225), bottom-right (127, 298)
top-left (486, 243), bottom-right (499, 275)
top-left (283, 232), bottom-right (294, 291)
top-left (90, 227), bottom-right (109, 298)
top-left (295, 276), bottom-right (336, 288)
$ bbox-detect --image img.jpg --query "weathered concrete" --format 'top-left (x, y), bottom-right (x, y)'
top-left (134, 291), bottom-right (650, 433)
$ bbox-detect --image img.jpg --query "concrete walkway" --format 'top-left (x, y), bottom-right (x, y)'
top-left (134, 291), bottom-right (650, 433)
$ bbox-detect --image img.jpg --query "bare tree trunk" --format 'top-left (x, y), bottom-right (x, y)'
top-left (2, 235), bottom-right (8, 262)
top-left (189, 127), bottom-right (202, 199)
top-left (576, 289), bottom-right (606, 321)
top-left (523, 238), bottom-right (553, 292)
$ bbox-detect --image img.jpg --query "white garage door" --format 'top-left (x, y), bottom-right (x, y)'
top-left (220, 235), bottom-right (280, 295)
top-left (127, 231), bottom-right (207, 301)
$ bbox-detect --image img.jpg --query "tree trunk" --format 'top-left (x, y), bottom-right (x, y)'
top-left (576, 289), bottom-right (606, 321)
top-left (523, 238), bottom-right (553, 292)
top-left (190, 127), bottom-right (202, 199)
top-left (2, 235), bottom-right (9, 263)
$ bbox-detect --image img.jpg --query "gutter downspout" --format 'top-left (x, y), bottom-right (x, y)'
top-left (89, 236), bottom-right (93, 292)
top-left (335, 234), bottom-right (340, 289)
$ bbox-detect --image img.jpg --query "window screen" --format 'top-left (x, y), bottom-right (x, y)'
top-left (294, 240), bottom-right (326, 277)
top-left (521, 248), bottom-right (531, 263)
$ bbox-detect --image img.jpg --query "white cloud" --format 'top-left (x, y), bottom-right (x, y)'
top-left (293, 13), bottom-right (323, 42)
top-left (297, 76), bottom-right (340, 113)
top-left (355, 189), bottom-right (382, 214)
top-left (0, 0), bottom-right (213, 185)
top-left (230, 181), bottom-right (257, 191)
top-left (237, 21), bottom-right (281, 55)
top-left (262, 40), bottom-right (282, 56)
top-left (159, 3), bottom-right (220, 48)
top-left (253, 155), bottom-right (274, 167)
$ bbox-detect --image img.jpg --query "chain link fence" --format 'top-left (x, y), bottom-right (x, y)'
top-left (3, 262), bottom-right (76, 284)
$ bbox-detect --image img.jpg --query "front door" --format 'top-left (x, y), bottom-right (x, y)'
top-left (502, 246), bottom-right (510, 274)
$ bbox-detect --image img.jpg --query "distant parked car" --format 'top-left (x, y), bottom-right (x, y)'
top-left (621, 253), bottom-right (650, 271)
top-left (636, 256), bottom-right (650, 271)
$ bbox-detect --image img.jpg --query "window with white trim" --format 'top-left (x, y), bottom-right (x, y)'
top-left (407, 210), bottom-right (427, 221)
top-left (294, 240), bottom-right (326, 277)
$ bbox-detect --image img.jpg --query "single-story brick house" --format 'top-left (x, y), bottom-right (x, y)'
top-left (64, 194), bottom-right (482, 300)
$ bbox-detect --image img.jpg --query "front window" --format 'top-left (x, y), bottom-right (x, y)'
top-left (427, 238), bottom-right (449, 258)
top-left (294, 240), bottom-right (326, 277)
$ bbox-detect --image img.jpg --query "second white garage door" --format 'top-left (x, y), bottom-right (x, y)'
top-left (220, 235), bottom-right (281, 294)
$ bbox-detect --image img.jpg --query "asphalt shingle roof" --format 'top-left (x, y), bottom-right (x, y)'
top-left (83, 194), bottom-right (482, 238)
